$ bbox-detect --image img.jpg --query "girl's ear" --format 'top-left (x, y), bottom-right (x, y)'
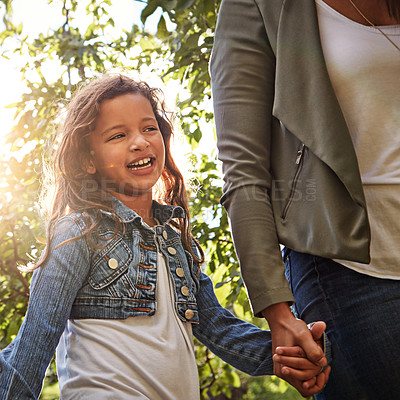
top-left (86, 160), bottom-right (96, 175)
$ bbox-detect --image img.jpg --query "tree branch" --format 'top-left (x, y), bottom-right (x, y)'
top-left (200, 349), bottom-right (217, 393)
top-left (0, 291), bottom-right (28, 303)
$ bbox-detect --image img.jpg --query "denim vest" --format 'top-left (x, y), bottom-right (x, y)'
top-left (69, 199), bottom-right (201, 323)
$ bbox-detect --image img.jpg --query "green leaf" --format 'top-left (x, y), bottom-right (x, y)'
top-left (160, 0), bottom-right (177, 11)
top-left (141, 2), bottom-right (159, 24)
top-left (157, 15), bottom-right (168, 40)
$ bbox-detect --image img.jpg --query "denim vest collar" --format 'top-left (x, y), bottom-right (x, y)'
top-left (100, 197), bottom-right (185, 226)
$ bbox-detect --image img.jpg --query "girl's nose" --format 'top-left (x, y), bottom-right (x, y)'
top-left (129, 134), bottom-right (150, 151)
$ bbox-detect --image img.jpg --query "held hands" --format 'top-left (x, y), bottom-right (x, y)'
top-left (262, 303), bottom-right (330, 397)
top-left (273, 322), bottom-right (331, 397)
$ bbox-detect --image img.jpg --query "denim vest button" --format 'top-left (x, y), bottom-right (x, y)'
top-left (162, 231), bottom-right (168, 240)
top-left (181, 286), bottom-right (190, 296)
top-left (108, 258), bottom-right (118, 269)
top-left (185, 309), bottom-right (194, 320)
top-left (176, 267), bottom-right (185, 278)
top-left (167, 247), bottom-right (176, 255)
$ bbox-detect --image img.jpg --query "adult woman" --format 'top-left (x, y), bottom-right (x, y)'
top-left (210, 0), bottom-right (400, 398)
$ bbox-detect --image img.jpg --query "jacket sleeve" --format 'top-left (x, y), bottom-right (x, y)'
top-left (0, 217), bottom-right (91, 400)
top-left (209, 0), bottom-right (294, 316)
top-left (193, 271), bottom-right (274, 376)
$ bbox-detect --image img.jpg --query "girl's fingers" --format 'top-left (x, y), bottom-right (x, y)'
top-left (302, 366), bottom-right (329, 390)
top-left (273, 353), bottom-right (319, 370)
top-left (303, 366), bottom-right (331, 392)
top-left (302, 376), bottom-right (317, 388)
top-left (280, 366), bottom-right (321, 381)
top-left (275, 346), bottom-right (306, 358)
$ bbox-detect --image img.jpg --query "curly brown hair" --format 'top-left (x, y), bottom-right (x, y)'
top-left (36, 73), bottom-right (203, 269)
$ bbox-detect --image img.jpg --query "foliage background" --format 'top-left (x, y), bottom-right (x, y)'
top-left (0, 1), bottom-right (308, 399)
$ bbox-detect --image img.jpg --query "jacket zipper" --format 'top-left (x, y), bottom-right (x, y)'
top-left (281, 143), bottom-right (305, 220)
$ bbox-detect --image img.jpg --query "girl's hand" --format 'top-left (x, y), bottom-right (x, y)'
top-left (274, 346), bottom-right (324, 380)
top-left (273, 346), bottom-right (330, 396)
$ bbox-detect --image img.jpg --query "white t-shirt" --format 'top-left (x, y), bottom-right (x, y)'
top-left (315, 0), bottom-right (400, 278)
top-left (56, 251), bottom-right (199, 400)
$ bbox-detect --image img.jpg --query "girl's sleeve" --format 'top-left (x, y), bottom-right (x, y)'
top-left (192, 271), bottom-right (274, 376)
top-left (0, 217), bottom-right (91, 400)
top-left (210, 0), bottom-right (294, 316)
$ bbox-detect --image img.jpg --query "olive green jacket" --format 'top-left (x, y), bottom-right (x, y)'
top-left (210, 0), bottom-right (371, 316)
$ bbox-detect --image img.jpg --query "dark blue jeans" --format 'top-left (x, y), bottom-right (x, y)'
top-left (283, 248), bottom-right (400, 400)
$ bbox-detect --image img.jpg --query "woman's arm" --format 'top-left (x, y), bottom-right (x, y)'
top-left (210, 0), bottom-right (326, 378)
top-left (0, 217), bottom-right (91, 400)
top-left (210, 0), bottom-right (292, 316)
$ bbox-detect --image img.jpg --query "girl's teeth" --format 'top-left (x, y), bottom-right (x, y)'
top-left (130, 164), bottom-right (148, 170)
top-left (128, 158), bottom-right (151, 170)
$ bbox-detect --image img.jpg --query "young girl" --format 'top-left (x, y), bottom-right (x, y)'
top-left (0, 73), bottom-right (329, 399)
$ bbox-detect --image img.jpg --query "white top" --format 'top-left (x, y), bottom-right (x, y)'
top-left (315, 0), bottom-right (400, 278)
top-left (56, 252), bottom-right (199, 400)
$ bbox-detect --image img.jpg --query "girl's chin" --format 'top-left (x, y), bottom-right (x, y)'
top-left (109, 188), bottom-right (153, 200)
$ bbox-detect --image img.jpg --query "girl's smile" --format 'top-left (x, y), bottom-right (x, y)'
top-left (127, 156), bottom-right (153, 171)
top-left (87, 93), bottom-right (166, 203)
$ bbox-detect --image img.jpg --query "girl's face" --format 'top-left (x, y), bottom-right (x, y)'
top-left (87, 93), bottom-right (166, 200)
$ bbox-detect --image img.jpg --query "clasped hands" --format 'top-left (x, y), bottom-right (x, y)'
top-left (262, 304), bottom-right (330, 397)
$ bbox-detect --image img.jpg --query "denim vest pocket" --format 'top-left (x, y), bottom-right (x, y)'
top-left (89, 239), bottom-right (134, 290)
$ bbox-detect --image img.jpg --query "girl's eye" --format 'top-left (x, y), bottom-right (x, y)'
top-left (108, 133), bottom-right (125, 141)
top-left (144, 127), bottom-right (158, 133)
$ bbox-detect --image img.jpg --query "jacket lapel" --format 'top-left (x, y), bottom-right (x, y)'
top-left (272, 0), bottom-right (366, 206)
